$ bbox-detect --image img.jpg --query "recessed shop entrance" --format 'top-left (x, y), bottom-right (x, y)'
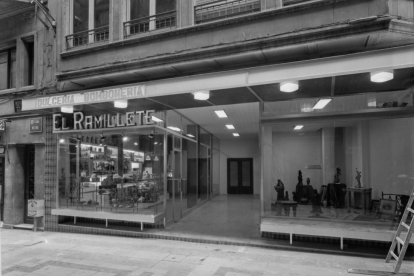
top-left (24, 145), bottom-right (35, 224)
top-left (227, 158), bottom-right (253, 194)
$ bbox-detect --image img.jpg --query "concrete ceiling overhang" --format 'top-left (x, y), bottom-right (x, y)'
top-left (0, 0), bottom-right (34, 20)
top-left (56, 16), bottom-right (414, 92)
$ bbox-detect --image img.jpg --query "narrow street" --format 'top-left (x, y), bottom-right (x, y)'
top-left (2, 229), bottom-right (414, 276)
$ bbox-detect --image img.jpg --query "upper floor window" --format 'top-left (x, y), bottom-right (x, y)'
top-left (67, 0), bottom-right (110, 49)
top-left (0, 49), bottom-right (16, 90)
top-left (194, 0), bottom-right (261, 24)
top-left (124, 0), bottom-right (177, 39)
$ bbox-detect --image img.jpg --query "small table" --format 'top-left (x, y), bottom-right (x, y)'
top-left (346, 187), bottom-right (372, 214)
top-left (275, 201), bottom-right (298, 217)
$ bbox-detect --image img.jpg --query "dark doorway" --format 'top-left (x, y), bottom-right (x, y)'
top-left (227, 158), bottom-right (253, 194)
top-left (0, 157), bottom-right (4, 222)
top-left (24, 145), bottom-right (35, 224)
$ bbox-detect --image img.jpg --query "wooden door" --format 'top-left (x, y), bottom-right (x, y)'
top-left (227, 158), bottom-right (253, 194)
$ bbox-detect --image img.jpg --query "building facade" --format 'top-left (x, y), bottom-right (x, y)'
top-left (1, 0), bottom-right (414, 248)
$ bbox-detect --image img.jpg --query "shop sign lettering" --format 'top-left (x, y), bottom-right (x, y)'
top-left (22, 85), bottom-right (145, 111)
top-left (53, 110), bottom-right (156, 132)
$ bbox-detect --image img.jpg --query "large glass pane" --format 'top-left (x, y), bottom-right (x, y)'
top-left (58, 128), bottom-right (165, 217)
top-left (263, 112), bottom-right (414, 233)
top-left (212, 136), bottom-right (220, 197)
top-left (94, 0), bottom-right (109, 28)
top-left (0, 52), bottom-right (7, 90)
top-left (73, 0), bottom-right (89, 33)
top-left (131, 0), bottom-right (150, 19)
top-left (199, 144), bottom-right (208, 201)
top-left (156, 0), bottom-right (176, 14)
top-left (183, 138), bottom-right (197, 210)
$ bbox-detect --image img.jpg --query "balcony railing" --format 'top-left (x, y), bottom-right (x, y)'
top-left (283, 0), bottom-right (313, 6)
top-left (195, 0), bottom-right (260, 24)
top-left (123, 11), bottom-right (176, 39)
top-left (66, 26), bottom-right (109, 49)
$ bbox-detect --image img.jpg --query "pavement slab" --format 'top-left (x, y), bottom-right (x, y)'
top-left (2, 228), bottom-right (414, 276)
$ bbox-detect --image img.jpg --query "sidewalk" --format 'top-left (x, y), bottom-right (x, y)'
top-left (2, 228), bottom-right (414, 276)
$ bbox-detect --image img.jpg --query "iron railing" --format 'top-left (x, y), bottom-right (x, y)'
top-left (123, 11), bottom-right (176, 38)
top-left (66, 26), bottom-right (109, 49)
top-left (283, 0), bottom-right (313, 6)
top-left (195, 0), bottom-right (260, 24)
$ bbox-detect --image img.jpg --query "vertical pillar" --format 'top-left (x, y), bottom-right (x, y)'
top-left (35, 144), bottom-right (46, 228)
top-left (262, 126), bottom-right (272, 215)
top-left (322, 128), bottom-right (335, 185)
top-left (3, 146), bottom-right (26, 227)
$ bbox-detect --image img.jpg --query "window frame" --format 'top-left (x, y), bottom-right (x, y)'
top-left (0, 48), bottom-right (17, 91)
top-left (67, 0), bottom-right (111, 49)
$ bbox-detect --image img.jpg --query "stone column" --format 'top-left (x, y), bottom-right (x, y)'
top-left (3, 146), bottom-right (26, 227)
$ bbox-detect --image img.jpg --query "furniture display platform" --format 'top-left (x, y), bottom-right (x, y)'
top-left (275, 201), bottom-right (298, 217)
top-left (260, 217), bottom-right (414, 250)
top-left (346, 187), bottom-right (372, 214)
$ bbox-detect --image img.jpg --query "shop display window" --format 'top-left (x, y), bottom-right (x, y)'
top-left (262, 93), bottom-right (414, 231)
top-left (57, 127), bottom-right (165, 216)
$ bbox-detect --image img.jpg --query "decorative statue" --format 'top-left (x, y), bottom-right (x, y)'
top-left (284, 191), bottom-right (289, 201)
top-left (355, 168), bottom-right (362, 188)
top-left (310, 189), bottom-right (323, 217)
top-left (294, 170), bottom-right (304, 202)
top-left (274, 179), bottom-right (285, 201)
top-left (333, 167), bottom-right (341, 183)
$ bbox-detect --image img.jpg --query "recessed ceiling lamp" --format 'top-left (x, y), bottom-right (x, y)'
top-left (233, 133), bottom-right (240, 137)
top-left (313, 99), bottom-right (332, 109)
top-left (294, 125), bottom-right (304, 130)
top-left (152, 116), bottom-right (164, 123)
top-left (370, 70), bottom-right (394, 83)
top-left (134, 142), bottom-right (138, 145)
top-left (280, 81), bottom-right (299, 93)
top-left (114, 100), bottom-right (128, 108)
top-left (186, 134), bottom-right (195, 138)
top-left (214, 110), bottom-right (228, 118)
top-left (61, 106), bottom-right (74, 113)
top-left (59, 138), bottom-right (65, 143)
top-left (193, 91), bottom-right (210, 100)
top-left (167, 126), bottom-right (181, 132)
top-left (226, 125), bottom-right (235, 129)
top-left (122, 133), bottom-right (128, 142)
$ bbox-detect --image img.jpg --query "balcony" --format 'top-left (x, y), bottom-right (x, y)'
top-left (283, 0), bottom-right (313, 6)
top-left (195, 0), bottom-right (261, 24)
top-left (123, 11), bottom-right (177, 39)
top-left (66, 26), bottom-right (109, 50)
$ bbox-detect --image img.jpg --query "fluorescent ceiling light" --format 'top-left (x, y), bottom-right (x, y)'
top-left (226, 124), bottom-right (235, 129)
top-left (313, 99), bottom-right (332, 109)
top-left (114, 100), bottom-right (128, 108)
top-left (214, 110), bottom-right (228, 118)
top-left (294, 125), bottom-right (304, 130)
top-left (134, 142), bottom-right (138, 145)
top-left (370, 71), bottom-right (394, 83)
top-left (167, 126), bottom-right (181, 132)
top-left (151, 116), bottom-right (163, 122)
top-left (280, 81), bottom-right (299, 93)
top-left (59, 138), bottom-right (65, 143)
top-left (193, 91), bottom-right (210, 100)
top-left (233, 133), bottom-right (240, 137)
top-left (61, 106), bottom-right (73, 113)
top-left (186, 134), bottom-right (195, 138)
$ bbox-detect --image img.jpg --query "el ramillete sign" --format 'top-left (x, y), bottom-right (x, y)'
top-left (53, 110), bottom-right (156, 132)
top-left (22, 85), bottom-right (145, 111)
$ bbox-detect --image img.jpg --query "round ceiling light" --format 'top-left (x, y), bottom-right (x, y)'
top-left (193, 91), bottom-right (210, 100)
top-left (370, 71), bottom-right (394, 83)
top-left (114, 100), bottom-right (128, 108)
top-left (280, 81), bottom-right (299, 93)
top-left (61, 106), bottom-right (74, 113)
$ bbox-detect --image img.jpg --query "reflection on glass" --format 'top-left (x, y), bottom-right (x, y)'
top-left (183, 138), bottom-right (197, 209)
top-left (94, 0), bottom-right (109, 28)
top-left (131, 0), bottom-right (150, 19)
top-left (199, 145), bottom-right (208, 201)
top-left (156, 0), bottom-right (176, 14)
top-left (73, 0), bottom-right (89, 33)
top-left (58, 129), bottom-right (165, 216)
